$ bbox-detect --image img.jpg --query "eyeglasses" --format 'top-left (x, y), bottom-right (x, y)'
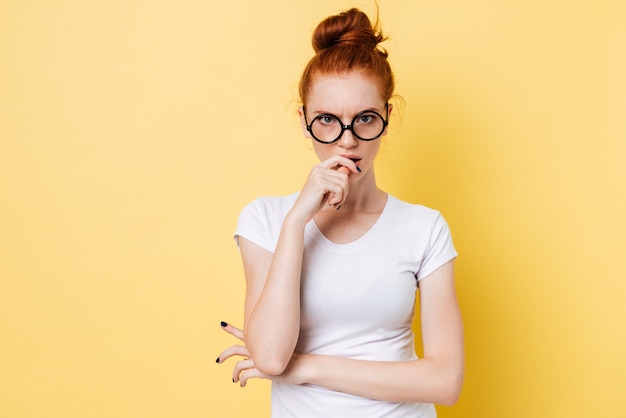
top-left (303, 104), bottom-right (389, 144)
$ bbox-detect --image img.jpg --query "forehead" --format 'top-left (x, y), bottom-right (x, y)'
top-left (306, 72), bottom-right (385, 113)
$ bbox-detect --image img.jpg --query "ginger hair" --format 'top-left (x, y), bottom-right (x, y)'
top-left (299, 8), bottom-right (395, 104)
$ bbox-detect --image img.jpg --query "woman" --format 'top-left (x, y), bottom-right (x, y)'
top-left (217, 8), bottom-right (464, 417)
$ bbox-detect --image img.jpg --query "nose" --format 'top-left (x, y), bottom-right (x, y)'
top-left (337, 125), bottom-right (358, 148)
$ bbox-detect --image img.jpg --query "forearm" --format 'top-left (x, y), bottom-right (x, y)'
top-left (296, 354), bottom-right (463, 405)
top-left (244, 214), bottom-right (307, 375)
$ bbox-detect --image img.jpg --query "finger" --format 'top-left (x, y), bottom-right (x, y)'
top-left (337, 166), bottom-right (351, 175)
top-left (325, 181), bottom-right (348, 207)
top-left (232, 358), bottom-right (256, 384)
top-left (219, 321), bottom-right (244, 340)
top-left (324, 155), bottom-right (361, 175)
top-left (239, 367), bottom-right (266, 387)
top-left (329, 167), bottom-right (350, 207)
top-left (321, 156), bottom-right (359, 174)
top-left (235, 362), bottom-right (267, 387)
top-left (216, 344), bottom-right (251, 364)
top-left (307, 170), bottom-right (349, 207)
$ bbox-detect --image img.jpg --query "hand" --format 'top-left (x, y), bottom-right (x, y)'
top-left (289, 156), bottom-right (359, 222)
top-left (217, 322), bottom-right (307, 387)
top-left (217, 322), bottom-right (266, 387)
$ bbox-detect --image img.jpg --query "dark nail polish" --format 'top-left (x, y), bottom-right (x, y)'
top-left (216, 357), bottom-right (220, 363)
top-left (220, 321), bottom-right (228, 327)
top-left (232, 378), bottom-right (235, 383)
top-left (356, 166), bottom-right (361, 173)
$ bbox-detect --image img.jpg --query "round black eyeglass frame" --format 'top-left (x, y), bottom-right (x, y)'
top-left (303, 103), bottom-right (389, 144)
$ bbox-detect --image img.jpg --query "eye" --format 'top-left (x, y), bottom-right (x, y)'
top-left (317, 115), bottom-right (337, 125)
top-left (358, 114), bottom-right (374, 124)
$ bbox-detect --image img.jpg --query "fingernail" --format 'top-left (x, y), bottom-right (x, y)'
top-left (232, 378), bottom-right (235, 383)
top-left (220, 321), bottom-right (228, 327)
top-left (336, 204), bottom-right (342, 211)
top-left (216, 357), bottom-right (220, 363)
top-left (356, 166), bottom-right (361, 173)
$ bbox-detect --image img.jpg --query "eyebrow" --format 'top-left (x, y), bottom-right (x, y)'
top-left (308, 106), bottom-right (385, 116)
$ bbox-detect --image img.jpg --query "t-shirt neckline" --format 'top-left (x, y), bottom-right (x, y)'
top-left (307, 194), bottom-right (393, 251)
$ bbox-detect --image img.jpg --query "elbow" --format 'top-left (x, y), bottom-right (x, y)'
top-left (247, 343), bottom-right (292, 376)
top-left (244, 329), bottom-right (296, 376)
top-left (254, 356), bottom-right (290, 376)
top-left (439, 388), bottom-right (462, 406)
top-left (437, 370), bottom-right (464, 406)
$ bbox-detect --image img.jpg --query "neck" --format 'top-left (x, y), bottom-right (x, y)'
top-left (340, 170), bottom-right (386, 212)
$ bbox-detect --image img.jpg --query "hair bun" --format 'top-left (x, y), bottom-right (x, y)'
top-left (312, 8), bottom-right (384, 53)
top-left (299, 8), bottom-right (394, 104)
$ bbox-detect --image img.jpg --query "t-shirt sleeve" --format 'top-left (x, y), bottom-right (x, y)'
top-left (233, 198), bottom-right (274, 253)
top-left (417, 212), bottom-right (458, 281)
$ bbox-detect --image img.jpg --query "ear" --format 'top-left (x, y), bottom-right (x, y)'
top-left (298, 106), bottom-right (312, 138)
top-left (382, 102), bottom-right (393, 136)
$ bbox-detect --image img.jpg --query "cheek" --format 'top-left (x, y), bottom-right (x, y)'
top-left (312, 142), bottom-right (330, 161)
top-left (364, 141), bottom-right (382, 160)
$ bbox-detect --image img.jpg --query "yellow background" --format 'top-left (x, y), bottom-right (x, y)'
top-left (1, 0), bottom-right (625, 417)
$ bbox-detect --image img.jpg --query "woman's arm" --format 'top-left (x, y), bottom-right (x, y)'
top-left (239, 157), bottom-right (358, 376)
top-left (239, 218), bottom-right (306, 376)
top-left (292, 261), bottom-right (464, 405)
top-left (224, 260), bottom-right (464, 405)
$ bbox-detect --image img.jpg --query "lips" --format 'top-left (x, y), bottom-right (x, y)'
top-left (341, 154), bottom-right (361, 163)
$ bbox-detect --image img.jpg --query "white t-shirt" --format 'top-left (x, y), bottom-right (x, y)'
top-left (234, 193), bottom-right (457, 418)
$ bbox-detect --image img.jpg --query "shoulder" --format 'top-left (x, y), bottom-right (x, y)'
top-left (240, 192), bottom-right (299, 219)
top-left (235, 192), bottom-right (299, 252)
top-left (386, 196), bottom-right (457, 280)
top-left (387, 195), bottom-right (443, 225)
top-left (385, 195), bottom-right (455, 246)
